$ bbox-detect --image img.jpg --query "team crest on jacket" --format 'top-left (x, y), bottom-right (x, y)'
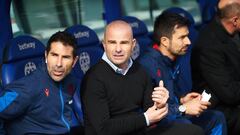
top-left (44, 88), bottom-right (49, 97)
top-left (157, 69), bottom-right (161, 77)
top-left (67, 84), bottom-right (74, 95)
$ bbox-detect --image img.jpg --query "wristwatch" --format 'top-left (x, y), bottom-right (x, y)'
top-left (178, 105), bottom-right (186, 115)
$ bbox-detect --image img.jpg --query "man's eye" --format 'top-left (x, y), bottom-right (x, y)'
top-left (108, 41), bottom-right (116, 44)
top-left (63, 56), bottom-right (71, 59)
top-left (51, 53), bottom-right (57, 56)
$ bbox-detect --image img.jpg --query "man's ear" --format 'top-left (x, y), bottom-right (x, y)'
top-left (102, 39), bottom-right (106, 51)
top-left (132, 38), bottom-right (136, 50)
top-left (232, 16), bottom-right (239, 27)
top-left (160, 37), bottom-right (169, 47)
top-left (72, 56), bottom-right (79, 68)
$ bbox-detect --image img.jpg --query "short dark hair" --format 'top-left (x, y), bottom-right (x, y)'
top-left (46, 31), bottom-right (77, 57)
top-left (153, 12), bottom-right (190, 44)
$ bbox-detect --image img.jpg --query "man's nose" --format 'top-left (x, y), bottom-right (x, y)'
top-left (115, 43), bottom-right (122, 52)
top-left (56, 57), bottom-right (63, 67)
top-left (185, 37), bottom-right (191, 46)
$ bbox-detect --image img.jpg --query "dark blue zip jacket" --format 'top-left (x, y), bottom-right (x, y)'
top-left (0, 64), bottom-right (79, 135)
top-left (139, 47), bottom-right (228, 135)
top-left (138, 48), bottom-right (183, 122)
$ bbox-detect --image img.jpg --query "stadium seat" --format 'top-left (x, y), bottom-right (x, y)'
top-left (120, 16), bottom-right (152, 60)
top-left (163, 7), bottom-right (199, 96)
top-left (197, 0), bottom-right (218, 27)
top-left (1, 35), bottom-right (45, 87)
top-left (0, 84), bottom-right (3, 94)
top-left (65, 24), bottom-right (103, 81)
top-left (66, 24), bottom-right (104, 128)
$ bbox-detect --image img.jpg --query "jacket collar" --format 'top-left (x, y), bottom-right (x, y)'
top-left (152, 44), bottom-right (176, 68)
top-left (39, 63), bottom-right (71, 87)
top-left (101, 52), bottom-right (133, 75)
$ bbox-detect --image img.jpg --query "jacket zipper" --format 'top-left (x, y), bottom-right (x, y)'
top-left (59, 84), bottom-right (70, 131)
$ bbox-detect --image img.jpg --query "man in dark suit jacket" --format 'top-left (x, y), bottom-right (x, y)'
top-left (191, 0), bottom-right (240, 134)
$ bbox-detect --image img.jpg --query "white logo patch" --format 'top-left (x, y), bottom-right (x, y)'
top-left (24, 62), bottom-right (37, 75)
top-left (18, 42), bottom-right (36, 51)
top-left (129, 22), bottom-right (139, 28)
top-left (68, 100), bottom-right (73, 104)
top-left (79, 52), bottom-right (90, 73)
top-left (131, 41), bottom-right (140, 60)
top-left (74, 31), bottom-right (89, 39)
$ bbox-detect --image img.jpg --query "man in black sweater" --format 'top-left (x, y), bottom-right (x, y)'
top-left (191, 0), bottom-right (240, 134)
top-left (81, 20), bottom-right (204, 135)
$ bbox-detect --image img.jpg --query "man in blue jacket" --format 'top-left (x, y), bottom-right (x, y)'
top-left (139, 12), bottom-right (227, 135)
top-left (0, 31), bottom-right (79, 135)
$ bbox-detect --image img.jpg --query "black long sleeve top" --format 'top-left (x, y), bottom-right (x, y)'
top-left (81, 60), bottom-right (153, 135)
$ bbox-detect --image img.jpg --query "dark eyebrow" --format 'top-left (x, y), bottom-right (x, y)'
top-left (107, 40), bottom-right (117, 44)
top-left (50, 52), bottom-right (72, 58)
top-left (50, 52), bottom-right (58, 56)
top-left (181, 33), bottom-right (189, 38)
top-left (120, 40), bottom-right (130, 44)
top-left (62, 55), bottom-right (72, 58)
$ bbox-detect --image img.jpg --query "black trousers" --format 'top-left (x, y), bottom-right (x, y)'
top-left (147, 122), bottom-right (204, 135)
top-left (69, 125), bottom-right (84, 135)
top-left (81, 122), bottom-right (204, 135)
top-left (217, 106), bottom-right (240, 135)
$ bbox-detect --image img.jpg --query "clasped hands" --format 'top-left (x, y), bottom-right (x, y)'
top-left (180, 92), bottom-right (211, 116)
top-left (145, 80), bottom-right (169, 124)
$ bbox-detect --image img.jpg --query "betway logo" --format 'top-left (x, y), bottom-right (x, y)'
top-left (18, 42), bottom-right (35, 51)
top-left (129, 22), bottom-right (139, 28)
top-left (74, 31), bottom-right (89, 39)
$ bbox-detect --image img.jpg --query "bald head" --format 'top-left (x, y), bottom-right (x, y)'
top-left (218, 0), bottom-right (240, 9)
top-left (102, 20), bottom-right (136, 69)
top-left (104, 20), bottom-right (133, 41)
top-left (218, 0), bottom-right (240, 19)
top-left (217, 0), bottom-right (240, 34)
